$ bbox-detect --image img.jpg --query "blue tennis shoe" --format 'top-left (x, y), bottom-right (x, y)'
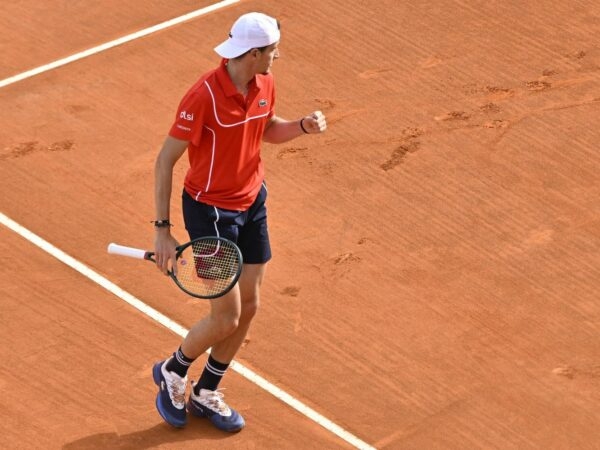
top-left (187, 382), bottom-right (245, 432)
top-left (152, 359), bottom-right (188, 427)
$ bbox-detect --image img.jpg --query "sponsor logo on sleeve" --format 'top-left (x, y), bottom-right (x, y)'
top-left (179, 110), bottom-right (194, 121)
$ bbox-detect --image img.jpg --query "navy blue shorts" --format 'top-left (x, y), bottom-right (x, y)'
top-left (181, 183), bottom-right (271, 264)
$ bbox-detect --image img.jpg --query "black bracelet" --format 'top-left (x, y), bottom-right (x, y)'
top-left (152, 219), bottom-right (172, 228)
top-left (299, 117), bottom-right (309, 134)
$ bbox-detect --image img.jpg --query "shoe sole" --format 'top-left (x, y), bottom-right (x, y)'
top-left (187, 398), bottom-right (244, 433)
top-left (153, 363), bottom-right (187, 428)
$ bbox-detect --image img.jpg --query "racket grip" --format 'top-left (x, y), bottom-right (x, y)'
top-left (107, 243), bottom-right (152, 260)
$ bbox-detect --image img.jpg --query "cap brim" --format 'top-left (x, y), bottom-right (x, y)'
top-left (214, 40), bottom-right (250, 59)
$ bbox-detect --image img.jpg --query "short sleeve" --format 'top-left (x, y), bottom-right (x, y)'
top-left (168, 89), bottom-right (206, 145)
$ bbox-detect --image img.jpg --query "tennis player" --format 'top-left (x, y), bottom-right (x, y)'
top-left (151, 12), bottom-right (327, 432)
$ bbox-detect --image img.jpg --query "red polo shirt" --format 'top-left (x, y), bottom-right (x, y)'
top-left (169, 59), bottom-right (275, 210)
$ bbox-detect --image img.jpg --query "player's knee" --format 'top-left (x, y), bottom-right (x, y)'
top-left (214, 318), bottom-right (239, 338)
top-left (213, 311), bottom-right (240, 337)
top-left (240, 294), bottom-right (259, 322)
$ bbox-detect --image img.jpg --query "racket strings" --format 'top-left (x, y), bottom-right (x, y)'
top-left (175, 238), bottom-right (241, 297)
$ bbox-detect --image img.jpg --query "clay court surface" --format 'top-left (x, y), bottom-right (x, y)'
top-left (1, 1), bottom-right (600, 448)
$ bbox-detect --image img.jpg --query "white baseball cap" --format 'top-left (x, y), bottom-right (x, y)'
top-left (214, 12), bottom-right (280, 59)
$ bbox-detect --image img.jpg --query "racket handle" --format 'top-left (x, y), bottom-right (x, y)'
top-left (107, 243), bottom-right (152, 260)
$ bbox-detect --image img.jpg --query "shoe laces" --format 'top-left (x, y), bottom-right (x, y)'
top-left (167, 374), bottom-right (187, 408)
top-left (199, 389), bottom-right (231, 415)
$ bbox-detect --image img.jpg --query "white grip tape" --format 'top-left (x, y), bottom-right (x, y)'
top-left (107, 243), bottom-right (148, 259)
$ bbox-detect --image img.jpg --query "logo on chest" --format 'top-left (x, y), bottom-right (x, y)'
top-left (258, 99), bottom-right (268, 107)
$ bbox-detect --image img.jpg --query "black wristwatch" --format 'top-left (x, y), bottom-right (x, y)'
top-left (152, 219), bottom-right (172, 228)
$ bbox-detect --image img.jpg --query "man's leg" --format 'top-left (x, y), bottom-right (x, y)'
top-left (180, 285), bottom-right (243, 359)
top-left (152, 283), bottom-right (242, 428)
top-left (187, 263), bottom-right (266, 432)
top-left (210, 263), bottom-right (266, 362)
top-left (178, 263), bottom-right (265, 362)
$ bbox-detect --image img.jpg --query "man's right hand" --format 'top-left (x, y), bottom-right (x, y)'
top-left (154, 230), bottom-right (179, 276)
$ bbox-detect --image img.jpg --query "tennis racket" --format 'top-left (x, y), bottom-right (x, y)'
top-left (107, 237), bottom-right (243, 299)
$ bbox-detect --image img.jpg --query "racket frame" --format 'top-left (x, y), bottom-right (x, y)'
top-left (107, 236), bottom-right (243, 299)
top-left (171, 236), bottom-right (243, 299)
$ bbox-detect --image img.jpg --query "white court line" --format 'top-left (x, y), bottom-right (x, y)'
top-left (1, 216), bottom-right (378, 450)
top-left (0, 0), bottom-right (240, 89)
